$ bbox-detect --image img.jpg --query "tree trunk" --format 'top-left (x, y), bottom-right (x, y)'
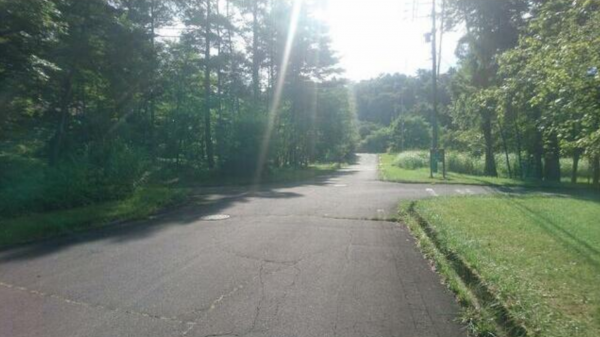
top-left (498, 119), bottom-right (512, 178)
top-left (482, 112), bottom-right (497, 176)
top-left (506, 100), bottom-right (523, 178)
top-left (226, 0), bottom-right (239, 116)
top-left (204, 0), bottom-right (215, 169)
top-left (592, 155), bottom-right (600, 187)
top-left (571, 148), bottom-right (582, 184)
top-left (216, 0), bottom-right (224, 167)
top-left (49, 72), bottom-right (74, 166)
top-left (175, 71), bottom-right (184, 167)
top-left (513, 114), bottom-right (524, 178)
top-left (252, 0), bottom-right (260, 105)
top-left (267, 3), bottom-right (275, 111)
top-left (149, 0), bottom-right (156, 161)
top-left (543, 133), bottom-right (561, 182)
top-left (532, 128), bottom-right (544, 180)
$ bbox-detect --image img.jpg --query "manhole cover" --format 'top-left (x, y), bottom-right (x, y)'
top-left (200, 214), bottom-right (231, 221)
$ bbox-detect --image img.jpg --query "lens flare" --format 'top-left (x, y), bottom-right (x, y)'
top-left (254, 0), bottom-right (303, 185)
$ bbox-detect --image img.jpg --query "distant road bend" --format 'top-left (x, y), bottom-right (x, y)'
top-left (1, 154), bottom-right (491, 337)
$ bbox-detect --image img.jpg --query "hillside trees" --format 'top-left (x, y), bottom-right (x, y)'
top-left (0, 0), bottom-right (356, 216)
top-left (353, 71), bottom-right (452, 153)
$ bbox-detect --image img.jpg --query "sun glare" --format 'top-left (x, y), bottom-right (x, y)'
top-left (322, 0), bottom-right (462, 80)
top-left (254, 0), bottom-right (304, 184)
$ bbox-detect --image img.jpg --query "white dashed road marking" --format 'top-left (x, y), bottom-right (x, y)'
top-left (426, 188), bottom-right (439, 197)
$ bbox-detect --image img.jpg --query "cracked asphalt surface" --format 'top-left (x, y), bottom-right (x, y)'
top-left (0, 154), bottom-right (491, 337)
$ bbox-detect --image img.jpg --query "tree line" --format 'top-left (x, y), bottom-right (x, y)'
top-left (0, 0), bottom-right (356, 216)
top-left (355, 0), bottom-right (600, 185)
top-left (354, 71), bottom-right (452, 153)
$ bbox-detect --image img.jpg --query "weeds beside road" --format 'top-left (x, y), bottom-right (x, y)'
top-left (0, 163), bottom-right (341, 248)
top-left (0, 187), bottom-right (190, 248)
top-left (401, 194), bottom-right (600, 337)
top-left (380, 152), bottom-right (595, 188)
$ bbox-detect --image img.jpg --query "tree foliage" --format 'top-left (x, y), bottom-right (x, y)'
top-left (357, 0), bottom-right (599, 185)
top-left (0, 0), bottom-right (356, 216)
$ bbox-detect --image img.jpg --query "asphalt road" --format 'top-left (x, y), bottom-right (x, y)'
top-left (0, 154), bottom-right (491, 337)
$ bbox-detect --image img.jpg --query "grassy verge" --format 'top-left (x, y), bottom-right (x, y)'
top-left (0, 163), bottom-right (343, 248)
top-left (0, 187), bottom-right (190, 248)
top-left (401, 194), bottom-right (600, 336)
top-left (380, 153), bottom-right (588, 188)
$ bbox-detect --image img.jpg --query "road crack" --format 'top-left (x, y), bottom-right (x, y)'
top-left (332, 225), bottom-right (354, 337)
top-left (0, 281), bottom-right (195, 328)
top-left (250, 262), bottom-right (266, 334)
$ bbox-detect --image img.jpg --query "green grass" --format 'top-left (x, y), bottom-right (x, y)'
top-left (386, 151), bottom-right (593, 183)
top-left (380, 153), bottom-right (531, 186)
top-left (380, 153), bottom-right (589, 188)
top-left (402, 194), bottom-right (600, 337)
top-left (0, 186), bottom-right (190, 248)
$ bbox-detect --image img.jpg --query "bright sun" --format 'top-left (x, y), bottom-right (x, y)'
top-left (321, 0), bottom-right (463, 81)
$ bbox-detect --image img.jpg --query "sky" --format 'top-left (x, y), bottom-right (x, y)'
top-left (319, 0), bottom-right (464, 81)
top-left (158, 0), bottom-right (464, 82)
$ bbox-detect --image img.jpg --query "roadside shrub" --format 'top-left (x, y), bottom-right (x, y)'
top-left (393, 150), bottom-right (523, 178)
top-left (560, 157), bottom-right (591, 181)
top-left (391, 150), bottom-right (591, 181)
top-left (494, 153), bottom-right (519, 178)
top-left (220, 113), bottom-right (266, 175)
top-left (43, 143), bottom-right (149, 210)
top-left (0, 142), bottom-right (149, 217)
top-left (358, 127), bottom-right (392, 153)
top-left (446, 152), bottom-right (484, 175)
top-left (393, 151), bottom-right (429, 170)
top-left (394, 151), bottom-right (488, 175)
top-left (0, 154), bottom-right (46, 217)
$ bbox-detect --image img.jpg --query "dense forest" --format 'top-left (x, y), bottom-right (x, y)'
top-left (1, 0), bottom-right (599, 219)
top-left (356, 0), bottom-right (600, 185)
top-left (0, 0), bottom-right (356, 217)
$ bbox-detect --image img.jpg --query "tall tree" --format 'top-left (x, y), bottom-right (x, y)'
top-left (204, 0), bottom-right (215, 168)
top-left (446, 0), bottom-right (529, 176)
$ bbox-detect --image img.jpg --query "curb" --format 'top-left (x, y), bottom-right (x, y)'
top-left (406, 201), bottom-right (529, 337)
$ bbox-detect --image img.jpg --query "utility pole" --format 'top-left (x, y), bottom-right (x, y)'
top-left (437, 0), bottom-right (445, 77)
top-left (430, 0), bottom-right (439, 178)
top-left (150, 0), bottom-right (156, 162)
top-left (407, 0), bottom-right (444, 179)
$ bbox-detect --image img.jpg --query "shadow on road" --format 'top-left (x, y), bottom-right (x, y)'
top-left (494, 185), bottom-right (600, 201)
top-left (0, 168), bottom-right (357, 263)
